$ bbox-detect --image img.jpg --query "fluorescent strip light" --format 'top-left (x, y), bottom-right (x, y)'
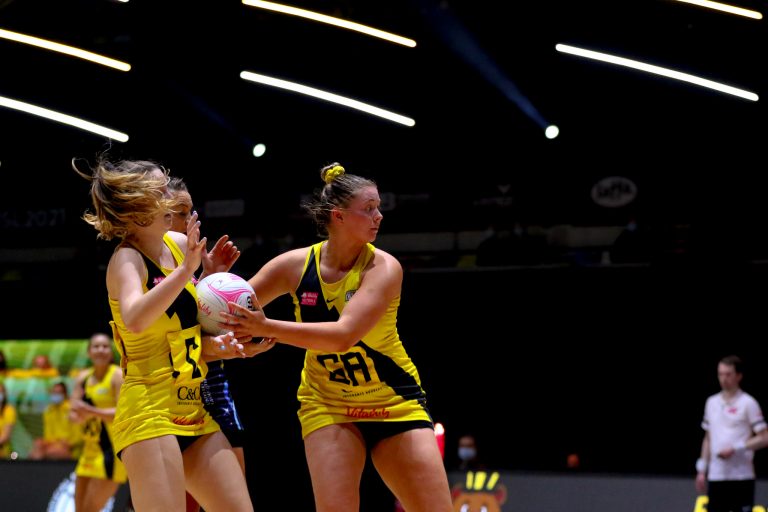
top-left (0, 28), bottom-right (131, 71)
top-left (242, 0), bottom-right (416, 47)
top-left (240, 71), bottom-right (415, 127)
top-left (556, 44), bottom-right (758, 102)
top-left (0, 95), bottom-right (129, 141)
top-left (670, 0), bottom-right (762, 19)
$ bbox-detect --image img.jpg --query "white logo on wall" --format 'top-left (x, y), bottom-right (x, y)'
top-left (48, 472), bottom-right (114, 512)
top-left (591, 176), bottom-right (637, 208)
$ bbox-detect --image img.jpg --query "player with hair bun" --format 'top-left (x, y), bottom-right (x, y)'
top-left (226, 162), bottom-right (453, 512)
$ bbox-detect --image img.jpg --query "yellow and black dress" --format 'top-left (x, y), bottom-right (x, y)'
top-left (293, 241), bottom-right (433, 438)
top-left (75, 364), bottom-right (127, 482)
top-left (109, 233), bottom-right (218, 456)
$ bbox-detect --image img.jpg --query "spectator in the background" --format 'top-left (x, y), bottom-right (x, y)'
top-left (31, 354), bottom-right (60, 378)
top-left (455, 433), bottom-right (487, 472)
top-left (28, 381), bottom-right (82, 460)
top-left (5, 352), bottom-right (60, 378)
top-left (0, 381), bottom-right (16, 459)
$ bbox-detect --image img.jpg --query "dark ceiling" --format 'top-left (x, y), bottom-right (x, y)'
top-left (1, 0), bottom-right (766, 224)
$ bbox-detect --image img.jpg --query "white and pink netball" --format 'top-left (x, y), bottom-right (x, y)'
top-left (195, 272), bottom-right (255, 335)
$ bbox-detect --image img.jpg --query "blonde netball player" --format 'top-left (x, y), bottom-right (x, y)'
top-left (74, 156), bottom-right (255, 512)
top-left (69, 332), bottom-right (126, 512)
top-left (226, 162), bottom-right (453, 512)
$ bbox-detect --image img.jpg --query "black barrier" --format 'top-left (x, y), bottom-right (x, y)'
top-left (447, 470), bottom-right (768, 512)
top-left (4, 461), bottom-right (768, 511)
top-left (0, 460), bottom-right (130, 511)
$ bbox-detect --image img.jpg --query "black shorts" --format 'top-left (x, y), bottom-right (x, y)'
top-left (222, 428), bottom-right (245, 449)
top-left (354, 420), bottom-right (434, 450)
top-left (707, 479), bottom-right (755, 512)
top-left (176, 434), bottom-right (204, 453)
top-left (116, 434), bottom-right (204, 460)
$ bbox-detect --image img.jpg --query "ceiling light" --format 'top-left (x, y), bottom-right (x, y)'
top-left (670, 0), bottom-right (762, 19)
top-left (556, 44), bottom-right (758, 102)
top-left (0, 94), bottom-right (129, 141)
top-left (240, 71), bottom-right (415, 126)
top-left (0, 28), bottom-right (131, 71)
top-left (242, 0), bottom-right (416, 47)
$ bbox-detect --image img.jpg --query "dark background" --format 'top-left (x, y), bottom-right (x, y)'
top-left (2, 0), bottom-right (768, 509)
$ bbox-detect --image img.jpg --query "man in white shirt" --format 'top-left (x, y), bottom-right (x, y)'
top-left (696, 355), bottom-right (768, 512)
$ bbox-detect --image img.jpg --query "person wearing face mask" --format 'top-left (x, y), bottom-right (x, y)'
top-left (28, 381), bottom-right (83, 460)
top-left (456, 434), bottom-right (486, 472)
top-left (0, 381), bottom-right (17, 459)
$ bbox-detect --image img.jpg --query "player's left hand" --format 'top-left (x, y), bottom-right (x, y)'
top-left (202, 234), bottom-right (240, 275)
top-left (183, 211), bottom-right (206, 274)
top-left (209, 331), bottom-right (250, 359)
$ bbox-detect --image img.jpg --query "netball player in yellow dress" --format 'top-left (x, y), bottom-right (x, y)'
top-left (70, 332), bottom-right (126, 511)
top-left (227, 163), bottom-right (453, 512)
top-left (74, 156), bottom-right (259, 512)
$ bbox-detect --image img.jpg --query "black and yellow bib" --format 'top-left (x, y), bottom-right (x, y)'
top-left (292, 241), bottom-right (431, 438)
top-left (109, 233), bottom-right (218, 454)
top-left (75, 364), bottom-right (127, 482)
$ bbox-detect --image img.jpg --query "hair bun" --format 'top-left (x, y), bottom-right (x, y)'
top-left (324, 165), bottom-right (345, 184)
